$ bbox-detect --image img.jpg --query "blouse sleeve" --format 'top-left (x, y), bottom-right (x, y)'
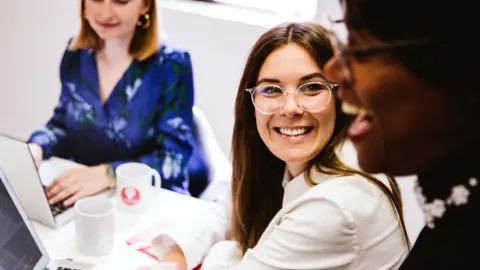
top-left (28, 42), bottom-right (73, 160)
top-left (151, 190), bottom-right (231, 269)
top-left (201, 192), bottom-right (360, 270)
top-left (110, 51), bottom-right (195, 194)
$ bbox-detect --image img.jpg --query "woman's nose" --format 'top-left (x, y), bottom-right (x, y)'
top-left (97, 0), bottom-right (115, 19)
top-left (280, 91), bottom-right (303, 118)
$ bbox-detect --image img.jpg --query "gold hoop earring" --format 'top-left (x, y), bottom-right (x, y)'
top-left (136, 14), bottom-right (150, 30)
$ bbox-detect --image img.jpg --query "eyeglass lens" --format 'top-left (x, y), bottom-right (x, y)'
top-left (251, 83), bottom-right (332, 114)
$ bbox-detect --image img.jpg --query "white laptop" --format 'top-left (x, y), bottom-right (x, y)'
top-left (0, 167), bottom-right (94, 269)
top-left (0, 133), bottom-right (112, 228)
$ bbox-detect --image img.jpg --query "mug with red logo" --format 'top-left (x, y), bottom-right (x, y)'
top-left (115, 162), bottom-right (161, 214)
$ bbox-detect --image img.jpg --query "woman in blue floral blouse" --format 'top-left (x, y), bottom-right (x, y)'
top-left (28, 0), bottom-right (209, 206)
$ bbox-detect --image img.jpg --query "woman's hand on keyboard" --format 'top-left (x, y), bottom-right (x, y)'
top-left (45, 164), bottom-right (111, 206)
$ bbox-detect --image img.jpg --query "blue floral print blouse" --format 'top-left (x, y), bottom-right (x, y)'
top-left (28, 40), bottom-right (205, 195)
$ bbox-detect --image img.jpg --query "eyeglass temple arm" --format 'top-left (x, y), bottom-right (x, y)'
top-left (325, 82), bottom-right (339, 90)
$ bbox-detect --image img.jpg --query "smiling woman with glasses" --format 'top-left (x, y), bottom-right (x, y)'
top-left (195, 21), bottom-right (410, 270)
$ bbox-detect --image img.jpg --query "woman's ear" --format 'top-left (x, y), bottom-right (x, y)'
top-left (142, 0), bottom-right (151, 14)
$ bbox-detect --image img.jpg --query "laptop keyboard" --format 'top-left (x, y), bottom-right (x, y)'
top-left (42, 185), bottom-right (70, 216)
top-left (51, 202), bottom-right (69, 216)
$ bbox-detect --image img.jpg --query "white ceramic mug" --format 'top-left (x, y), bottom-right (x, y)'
top-left (74, 197), bottom-right (115, 256)
top-left (115, 162), bottom-right (161, 214)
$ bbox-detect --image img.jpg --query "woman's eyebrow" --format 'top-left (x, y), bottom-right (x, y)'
top-left (256, 78), bottom-right (281, 85)
top-left (256, 73), bottom-right (327, 85)
top-left (299, 72), bottom-right (327, 82)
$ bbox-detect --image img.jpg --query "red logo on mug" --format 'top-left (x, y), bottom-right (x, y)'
top-left (121, 187), bottom-right (141, 205)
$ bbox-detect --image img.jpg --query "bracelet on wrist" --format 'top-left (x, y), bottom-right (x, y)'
top-left (105, 164), bottom-right (116, 189)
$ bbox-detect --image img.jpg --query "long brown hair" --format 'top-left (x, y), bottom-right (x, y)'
top-left (70, 0), bottom-right (159, 61)
top-left (230, 22), bottom-right (410, 254)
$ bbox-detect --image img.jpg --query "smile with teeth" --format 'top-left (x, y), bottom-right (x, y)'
top-left (342, 101), bottom-right (375, 139)
top-left (341, 102), bottom-right (368, 116)
top-left (276, 127), bottom-right (312, 137)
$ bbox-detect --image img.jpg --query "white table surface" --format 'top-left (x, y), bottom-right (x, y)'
top-left (34, 158), bottom-right (213, 270)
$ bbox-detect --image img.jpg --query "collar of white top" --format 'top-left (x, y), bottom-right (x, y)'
top-left (281, 166), bottom-right (337, 206)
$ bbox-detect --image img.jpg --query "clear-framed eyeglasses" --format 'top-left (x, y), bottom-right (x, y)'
top-left (246, 82), bottom-right (338, 115)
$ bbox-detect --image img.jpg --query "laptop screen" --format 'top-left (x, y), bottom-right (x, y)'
top-left (0, 173), bottom-right (43, 270)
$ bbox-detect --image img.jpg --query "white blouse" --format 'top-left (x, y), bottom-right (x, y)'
top-left (153, 168), bottom-right (409, 270)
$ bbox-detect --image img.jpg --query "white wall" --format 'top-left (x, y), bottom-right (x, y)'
top-left (0, 0), bottom-right (424, 243)
top-left (160, 3), bottom-right (268, 158)
top-left (0, 0), bottom-right (80, 142)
